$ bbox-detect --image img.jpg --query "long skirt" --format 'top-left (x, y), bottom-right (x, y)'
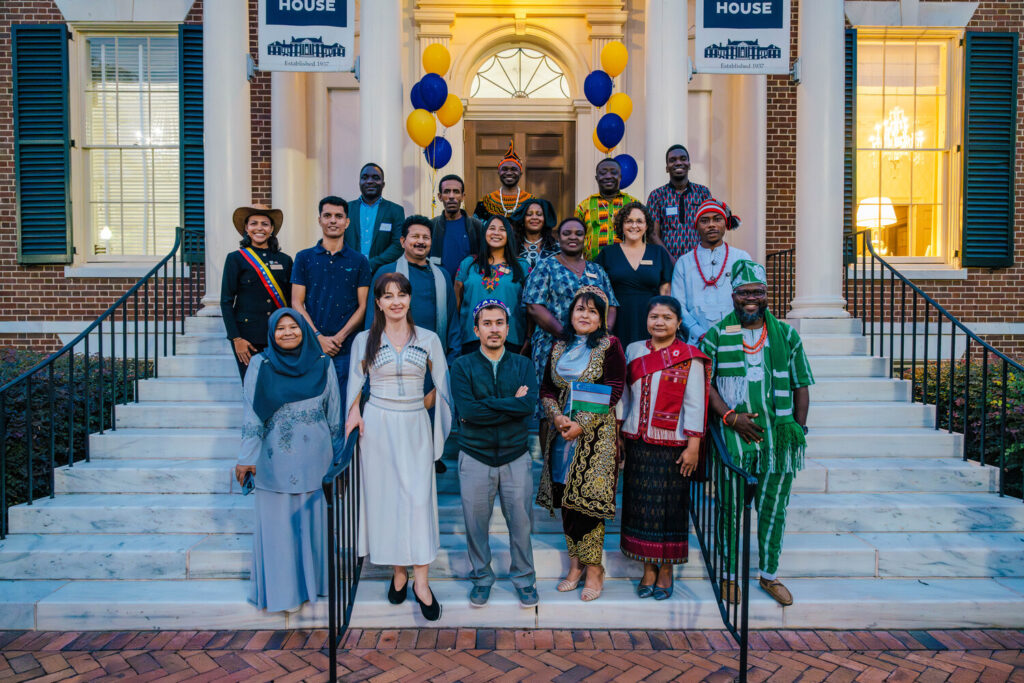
top-left (620, 439), bottom-right (691, 564)
top-left (357, 396), bottom-right (440, 567)
top-left (248, 488), bottom-right (327, 612)
top-left (553, 482), bottom-right (605, 566)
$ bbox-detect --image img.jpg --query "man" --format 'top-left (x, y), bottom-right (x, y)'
top-left (575, 158), bottom-right (639, 260)
top-left (431, 174), bottom-right (485, 281)
top-left (292, 196), bottom-right (372, 396)
top-left (366, 215), bottom-right (460, 355)
top-left (450, 300), bottom-right (539, 609)
top-left (344, 163), bottom-right (406, 271)
top-left (671, 198), bottom-right (749, 345)
top-left (473, 140), bottom-right (535, 220)
top-left (647, 145), bottom-right (712, 261)
top-left (700, 260), bottom-right (814, 607)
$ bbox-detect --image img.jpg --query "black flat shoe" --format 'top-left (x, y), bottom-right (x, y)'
top-left (414, 584), bottom-right (442, 621)
top-left (387, 575), bottom-right (408, 605)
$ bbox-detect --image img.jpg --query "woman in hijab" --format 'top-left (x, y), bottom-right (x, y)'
top-left (234, 307), bottom-right (342, 614)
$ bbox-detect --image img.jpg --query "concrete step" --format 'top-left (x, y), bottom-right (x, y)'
top-left (175, 335), bottom-right (233, 355)
top-left (809, 377), bottom-right (911, 402)
top-left (159, 355), bottom-right (237, 378)
top-left (54, 459), bottom-right (237, 494)
top-left (786, 318), bottom-right (862, 335)
top-left (138, 377), bottom-right (241, 402)
top-left (89, 429), bottom-right (239, 460)
top-left (6, 576), bottom-right (1023, 630)
top-left (185, 316), bottom-right (231, 335)
top-left (804, 427), bottom-right (960, 458)
top-left (807, 355), bottom-right (888, 377)
top-left (799, 334), bottom-right (868, 356)
top-left (113, 399), bottom-right (934, 430)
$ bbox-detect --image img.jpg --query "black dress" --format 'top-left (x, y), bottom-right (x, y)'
top-left (593, 243), bottom-right (674, 348)
top-left (220, 248), bottom-right (293, 379)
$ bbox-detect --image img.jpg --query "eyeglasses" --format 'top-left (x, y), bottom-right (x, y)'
top-left (734, 288), bottom-right (767, 299)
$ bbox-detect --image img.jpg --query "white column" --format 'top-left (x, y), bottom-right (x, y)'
top-left (359, 0), bottom-right (403, 206)
top-left (643, 0), bottom-right (688, 199)
top-left (272, 72), bottom-right (310, 255)
top-left (789, 0), bottom-right (848, 318)
top-left (200, 0), bottom-right (251, 312)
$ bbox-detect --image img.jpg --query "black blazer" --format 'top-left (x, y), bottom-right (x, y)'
top-left (344, 197), bottom-right (405, 271)
top-left (220, 248), bottom-right (293, 343)
top-left (430, 210), bottom-right (485, 261)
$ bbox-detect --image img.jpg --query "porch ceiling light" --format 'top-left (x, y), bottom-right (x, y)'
top-left (856, 196), bottom-right (898, 228)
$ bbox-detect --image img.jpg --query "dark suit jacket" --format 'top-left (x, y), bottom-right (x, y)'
top-left (344, 197), bottom-right (405, 271)
top-left (429, 210), bottom-right (485, 261)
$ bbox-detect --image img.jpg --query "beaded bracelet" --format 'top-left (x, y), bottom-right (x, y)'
top-left (722, 409), bottom-right (736, 427)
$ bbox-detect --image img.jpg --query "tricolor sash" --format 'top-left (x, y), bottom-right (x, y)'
top-left (238, 248), bottom-right (286, 309)
top-left (627, 339), bottom-right (708, 431)
top-left (569, 382), bottom-right (612, 415)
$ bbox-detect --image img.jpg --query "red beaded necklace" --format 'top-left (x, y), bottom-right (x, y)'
top-left (694, 243), bottom-right (729, 288)
top-left (743, 325), bottom-right (768, 354)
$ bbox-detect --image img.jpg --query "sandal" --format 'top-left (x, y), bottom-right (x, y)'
top-left (557, 575), bottom-right (582, 592)
top-left (580, 566), bottom-right (605, 602)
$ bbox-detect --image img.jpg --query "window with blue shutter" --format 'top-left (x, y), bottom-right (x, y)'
top-left (962, 32), bottom-right (1018, 268)
top-left (12, 24), bottom-right (72, 264)
top-left (179, 24), bottom-right (204, 263)
top-left (844, 28), bottom-right (856, 265)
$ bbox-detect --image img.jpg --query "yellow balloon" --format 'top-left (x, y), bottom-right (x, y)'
top-left (406, 109), bottom-right (437, 148)
top-left (422, 43), bottom-right (451, 76)
top-left (606, 92), bottom-right (633, 122)
top-left (436, 94), bottom-right (464, 128)
top-left (593, 128), bottom-right (612, 154)
top-left (600, 40), bottom-right (629, 78)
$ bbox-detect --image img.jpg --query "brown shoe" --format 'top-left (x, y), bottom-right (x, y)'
top-left (721, 579), bottom-right (741, 605)
top-left (759, 577), bottom-right (793, 606)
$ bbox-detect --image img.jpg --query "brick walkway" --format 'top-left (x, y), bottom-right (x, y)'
top-left (1, 629), bottom-right (1022, 682)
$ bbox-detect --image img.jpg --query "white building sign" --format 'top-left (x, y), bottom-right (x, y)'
top-left (258, 0), bottom-right (355, 72)
top-left (695, 0), bottom-right (790, 75)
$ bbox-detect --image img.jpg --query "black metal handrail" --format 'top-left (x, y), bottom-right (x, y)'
top-left (0, 226), bottom-right (203, 537)
top-left (323, 428), bottom-right (363, 683)
top-left (843, 229), bottom-right (1024, 501)
top-left (765, 246), bottom-right (794, 318)
top-left (690, 421), bottom-right (758, 681)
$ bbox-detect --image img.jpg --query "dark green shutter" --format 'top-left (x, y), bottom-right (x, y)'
top-left (843, 28), bottom-right (857, 265)
top-left (12, 25), bottom-right (71, 264)
top-left (179, 24), bottom-right (204, 263)
top-left (962, 32), bottom-right (1018, 268)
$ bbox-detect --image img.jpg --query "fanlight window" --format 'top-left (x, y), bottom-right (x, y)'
top-left (470, 48), bottom-right (570, 99)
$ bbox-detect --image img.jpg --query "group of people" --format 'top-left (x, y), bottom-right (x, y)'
top-left (226, 142), bottom-right (815, 620)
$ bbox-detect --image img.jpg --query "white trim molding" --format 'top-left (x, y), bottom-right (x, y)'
top-left (845, 0), bottom-right (978, 28)
top-left (56, 0), bottom-right (195, 23)
top-left (63, 263), bottom-right (190, 279)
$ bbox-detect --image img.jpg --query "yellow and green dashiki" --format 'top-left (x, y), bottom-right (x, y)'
top-left (575, 191), bottom-right (639, 260)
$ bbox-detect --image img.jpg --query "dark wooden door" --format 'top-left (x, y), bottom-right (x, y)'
top-left (464, 120), bottom-right (576, 222)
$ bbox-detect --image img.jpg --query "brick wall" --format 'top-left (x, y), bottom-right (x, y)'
top-left (765, 0), bottom-right (1024, 334)
top-left (248, 0), bottom-right (272, 206)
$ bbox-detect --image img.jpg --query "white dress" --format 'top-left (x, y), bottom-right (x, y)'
top-left (347, 327), bottom-right (452, 566)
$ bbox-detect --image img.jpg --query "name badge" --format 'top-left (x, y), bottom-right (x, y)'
top-left (665, 206), bottom-right (679, 217)
top-left (380, 222), bottom-right (393, 232)
top-left (269, 263), bottom-right (284, 270)
top-left (586, 271), bottom-right (598, 279)
top-left (640, 259), bottom-right (653, 266)
top-left (725, 325), bottom-right (742, 334)
top-left (429, 256), bottom-right (442, 265)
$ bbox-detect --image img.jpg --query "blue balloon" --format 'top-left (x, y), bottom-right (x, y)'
top-left (584, 70), bottom-right (613, 107)
top-left (596, 113), bottom-right (625, 150)
top-left (418, 73), bottom-right (448, 112)
top-left (424, 136), bottom-right (453, 169)
top-left (614, 153), bottom-right (638, 189)
top-left (410, 81), bottom-right (426, 110)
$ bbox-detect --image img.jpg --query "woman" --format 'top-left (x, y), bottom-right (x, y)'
top-left (514, 197), bottom-right (559, 272)
top-left (537, 287), bottom-right (626, 602)
top-left (523, 218), bottom-right (619, 399)
top-left (620, 296), bottom-right (709, 600)
top-left (346, 273), bottom-right (451, 622)
top-left (221, 204), bottom-right (293, 380)
top-left (455, 216), bottom-right (529, 356)
top-left (234, 308), bottom-right (339, 613)
top-left (593, 202), bottom-right (673, 348)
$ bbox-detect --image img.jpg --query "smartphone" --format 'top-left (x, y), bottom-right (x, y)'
top-left (242, 471), bottom-right (255, 495)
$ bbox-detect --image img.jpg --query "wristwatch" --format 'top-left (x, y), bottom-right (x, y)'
top-left (313, 330), bottom-right (321, 337)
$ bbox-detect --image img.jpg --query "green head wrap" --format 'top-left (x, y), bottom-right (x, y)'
top-left (730, 259), bottom-right (767, 288)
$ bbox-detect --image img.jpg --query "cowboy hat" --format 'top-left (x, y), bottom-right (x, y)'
top-left (232, 204), bottom-right (284, 236)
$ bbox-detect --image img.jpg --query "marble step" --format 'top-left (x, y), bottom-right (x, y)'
top-left (54, 459), bottom-right (238, 494)
top-left (138, 377), bottom-right (241, 402)
top-left (808, 355), bottom-right (887, 377)
top-left (786, 318), bottom-right (862, 335)
top-left (859, 532), bottom-right (1024, 578)
top-left (804, 427), bottom-right (960, 458)
top-left (158, 354), bottom-right (238, 378)
top-left (0, 534), bottom-right (208, 580)
top-left (7, 576), bottom-right (1024, 631)
top-left (89, 429), bottom-right (240, 460)
top-left (113, 399), bottom-right (933, 430)
top-left (175, 335), bottom-right (233, 355)
top-left (799, 334), bottom-right (868, 356)
top-left (10, 490), bottom-right (1024, 536)
top-left (799, 457), bottom-right (996, 493)
top-left (809, 377), bottom-right (911, 402)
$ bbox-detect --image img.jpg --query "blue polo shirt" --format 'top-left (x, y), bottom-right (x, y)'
top-left (291, 241), bottom-right (372, 356)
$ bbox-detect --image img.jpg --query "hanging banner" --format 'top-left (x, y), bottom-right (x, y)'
top-left (258, 0), bottom-right (355, 72)
top-left (695, 0), bottom-right (790, 75)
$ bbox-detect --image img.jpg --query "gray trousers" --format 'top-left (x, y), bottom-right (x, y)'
top-left (458, 451), bottom-right (536, 588)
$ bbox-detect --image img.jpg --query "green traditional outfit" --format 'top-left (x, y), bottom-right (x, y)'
top-left (700, 260), bottom-right (814, 579)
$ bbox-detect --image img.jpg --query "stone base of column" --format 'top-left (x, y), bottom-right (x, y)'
top-left (197, 299), bottom-right (224, 317)
top-left (787, 295), bottom-right (849, 319)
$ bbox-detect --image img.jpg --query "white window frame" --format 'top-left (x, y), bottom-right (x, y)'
top-left (67, 23), bottom-right (180, 265)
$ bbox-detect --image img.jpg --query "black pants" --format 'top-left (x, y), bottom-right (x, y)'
top-left (235, 342), bottom-right (267, 381)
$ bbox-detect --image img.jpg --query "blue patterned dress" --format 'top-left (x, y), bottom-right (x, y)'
top-left (522, 256), bottom-right (619, 417)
